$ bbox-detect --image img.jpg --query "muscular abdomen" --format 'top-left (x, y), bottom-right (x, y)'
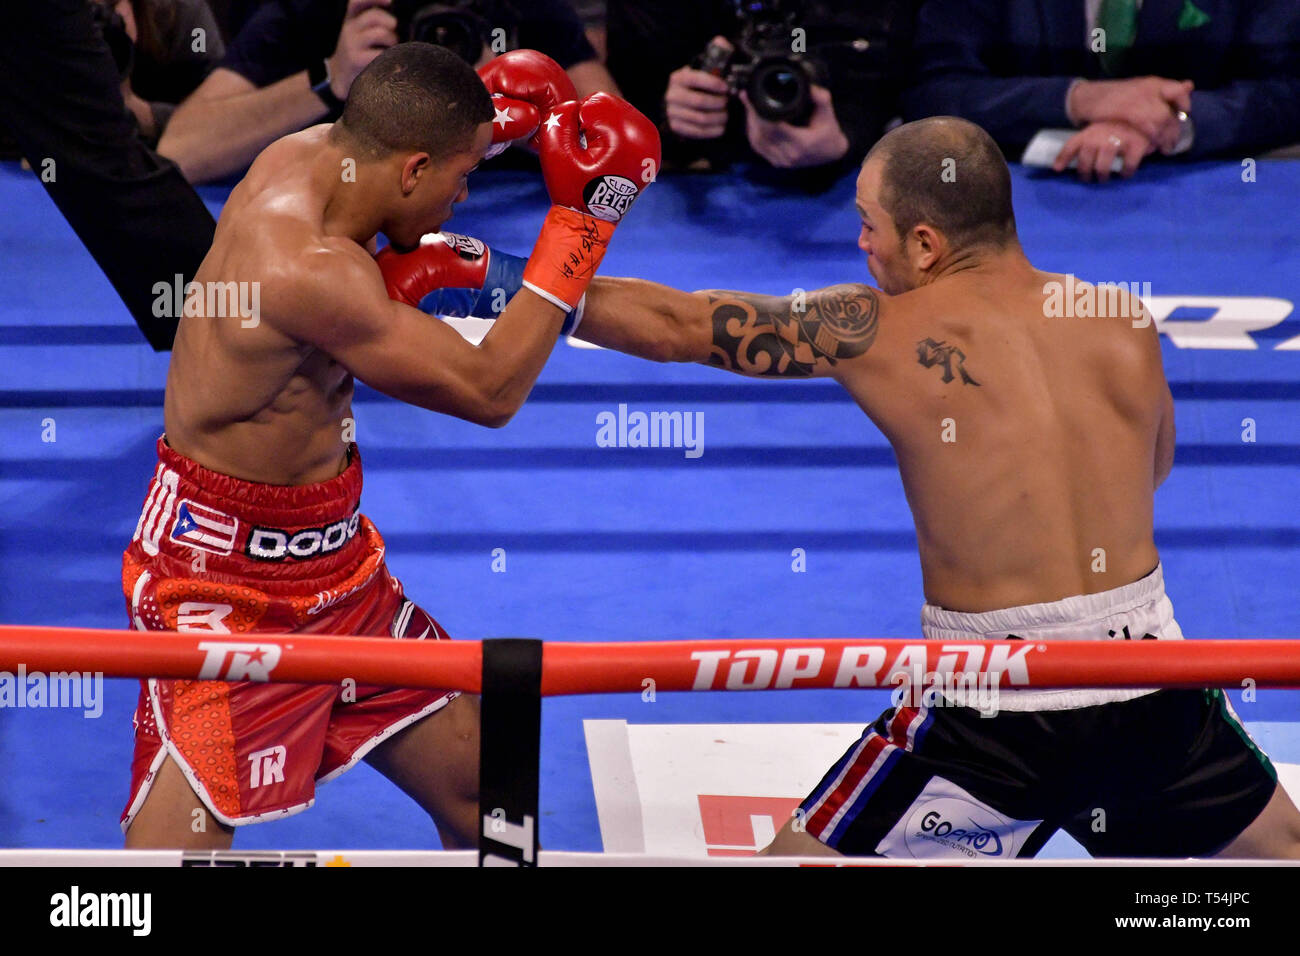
top-left (164, 270), bottom-right (356, 485)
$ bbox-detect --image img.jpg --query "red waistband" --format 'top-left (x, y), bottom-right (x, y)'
top-left (128, 436), bottom-right (371, 579)
top-left (155, 435), bottom-right (362, 527)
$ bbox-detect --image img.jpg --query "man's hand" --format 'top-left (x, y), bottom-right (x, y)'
top-left (1067, 76), bottom-right (1192, 154)
top-left (327, 0), bottom-right (398, 100)
top-left (664, 53), bottom-right (730, 140)
top-left (742, 85), bottom-right (849, 169)
top-left (121, 79), bottom-right (156, 139)
top-left (1052, 120), bottom-right (1153, 182)
top-left (377, 232), bottom-right (519, 316)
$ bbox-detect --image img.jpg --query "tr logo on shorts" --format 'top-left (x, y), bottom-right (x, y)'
top-left (246, 513), bottom-right (361, 562)
top-left (247, 745), bottom-right (286, 789)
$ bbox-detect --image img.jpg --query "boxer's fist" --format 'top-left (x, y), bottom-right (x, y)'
top-left (478, 49), bottom-right (577, 155)
top-left (535, 93), bottom-right (661, 222)
top-left (484, 98), bottom-right (540, 158)
top-left (377, 232), bottom-right (521, 320)
top-left (378, 231), bottom-right (585, 333)
top-left (520, 93), bottom-right (661, 314)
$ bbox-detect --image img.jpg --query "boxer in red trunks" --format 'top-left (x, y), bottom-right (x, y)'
top-left (120, 43), bottom-right (659, 847)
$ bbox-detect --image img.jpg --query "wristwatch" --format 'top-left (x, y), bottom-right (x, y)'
top-left (308, 59), bottom-right (345, 119)
top-left (1171, 110), bottom-right (1195, 155)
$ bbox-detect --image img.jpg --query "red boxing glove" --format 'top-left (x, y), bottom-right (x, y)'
top-left (478, 50), bottom-right (577, 156)
top-left (522, 93), bottom-right (661, 313)
top-left (377, 233), bottom-right (495, 314)
top-left (375, 231), bottom-right (584, 334)
top-left (536, 93), bottom-right (660, 221)
top-left (484, 97), bottom-right (540, 159)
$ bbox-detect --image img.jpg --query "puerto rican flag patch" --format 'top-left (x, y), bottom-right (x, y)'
top-left (170, 499), bottom-right (239, 555)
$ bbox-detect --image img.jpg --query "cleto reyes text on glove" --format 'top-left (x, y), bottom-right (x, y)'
top-left (521, 92), bottom-right (661, 312)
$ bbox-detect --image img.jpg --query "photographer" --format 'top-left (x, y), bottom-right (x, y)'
top-left (0, 0), bottom-right (220, 350)
top-left (159, 0), bottom-right (617, 183)
top-left (104, 0), bottom-right (227, 146)
top-left (607, 0), bottom-right (913, 182)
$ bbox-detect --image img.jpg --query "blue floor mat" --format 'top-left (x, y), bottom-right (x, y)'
top-left (1, 156), bottom-right (1297, 852)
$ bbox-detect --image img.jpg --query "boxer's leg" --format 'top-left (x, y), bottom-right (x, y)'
top-left (761, 821), bottom-right (842, 856)
top-left (124, 756), bottom-right (234, 850)
top-left (363, 694), bottom-right (482, 850)
top-left (1065, 689), bottom-right (1293, 858)
top-left (1215, 785), bottom-right (1300, 859)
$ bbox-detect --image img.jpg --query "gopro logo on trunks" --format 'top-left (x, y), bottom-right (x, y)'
top-left (916, 810), bottom-right (1004, 855)
top-left (247, 513), bottom-right (360, 562)
top-left (248, 745), bottom-right (286, 788)
top-left (876, 777), bottom-right (1042, 860)
top-left (196, 641), bottom-right (282, 681)
top-left (583, 175), bottom-right (637, 222)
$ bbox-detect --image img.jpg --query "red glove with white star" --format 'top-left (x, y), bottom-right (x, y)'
top-left (478, 49), bottom-right (576, 157)
top-left (522, 93), bottom-right (661, 313)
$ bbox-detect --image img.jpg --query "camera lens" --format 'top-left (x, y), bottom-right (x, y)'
top-left (749, 58), bottom-right (813, 125)
top-left (762, 68), bottom-right (799, 105)
top-left (409, 10), bottom-right (485, 64)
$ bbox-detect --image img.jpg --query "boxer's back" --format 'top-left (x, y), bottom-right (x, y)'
top-left (839, 265), bottom-right (1169, 613)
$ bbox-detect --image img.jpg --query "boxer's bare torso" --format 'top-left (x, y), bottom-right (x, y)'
top-left (834, 262), bottom-right (1170, 612)
top-left (163, 114), bottom-right (543, 488)
top-left (584, 255), bottom-right (1173, 614)
top-left (164, 128), bottom-right (367, 486)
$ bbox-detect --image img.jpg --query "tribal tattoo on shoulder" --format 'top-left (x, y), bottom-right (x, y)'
top-left (706, 284), bottom-right (880, 377)
top-left (916, 336), bottom-right (981, 386)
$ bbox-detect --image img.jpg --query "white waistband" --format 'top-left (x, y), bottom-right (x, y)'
top-left (920, 564), bottom-right (1181, 710)
top-left (921, 564), bottom-right (1173, 640)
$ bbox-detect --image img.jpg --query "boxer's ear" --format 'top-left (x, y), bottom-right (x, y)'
top-left (908, 224), bottom-right (945, 272)
top-left (400, 152), bottom-right (432, 195)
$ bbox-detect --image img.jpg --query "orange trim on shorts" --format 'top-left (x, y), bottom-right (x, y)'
top-left (166, 680), bottom-right (242, 820)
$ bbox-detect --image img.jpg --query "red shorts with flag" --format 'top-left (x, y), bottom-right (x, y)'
top-left (120, 436), bottom-right (457, 829)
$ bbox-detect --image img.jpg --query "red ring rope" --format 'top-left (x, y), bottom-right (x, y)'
top-left (0, 625), bottom-right (1297, 694)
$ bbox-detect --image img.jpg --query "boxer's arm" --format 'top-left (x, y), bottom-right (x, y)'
top-left (580, 278), bottom-right (882, 377)
top-left (275, 244), bottom-right (564, 427)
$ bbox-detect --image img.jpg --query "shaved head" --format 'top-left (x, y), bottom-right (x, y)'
top-left (865, 117), bottom-right (1016, 251)
top-left (331, 42), bottom-right (494, 162)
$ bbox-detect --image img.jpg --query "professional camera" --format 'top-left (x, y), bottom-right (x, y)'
top-left (390, 0), bottom-right (518, 65)
top-left (694, 0), bottom-right (829, 127)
